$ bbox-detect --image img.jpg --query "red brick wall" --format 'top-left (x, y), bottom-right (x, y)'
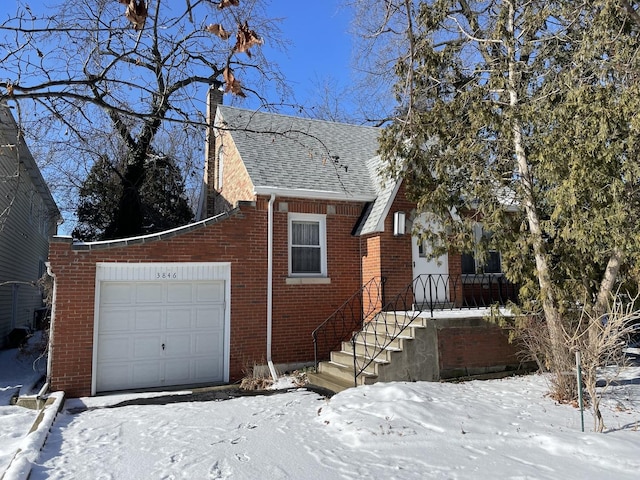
top-left (447, 252), bottom-right (464, 307)
top-left (379, 183), bottom-right (415, 300)
top-left (203, 90), bottom-right (218, 217)
top-left (49, 196), bottom-right (367, 397)
top-left (49, 205), bottom-right (268, 397)
top-left (361, 235), bottom-right (381, 281)
top-left (269, 197), bottom-right (364, 365)
top-left (360, 235), bottom-right (384, 315)
top-left (211, 132), bottom-right (255, 215)
top-left (50, 167), bottom-right (487, 396)
top-left (438, 323), bottom-right (521, 373)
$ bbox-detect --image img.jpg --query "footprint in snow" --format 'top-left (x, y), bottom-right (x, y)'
top-left (209, 459), bottom-right (233, 479)
top-left (156, 451), bottom-right (184, 469)
top-left (237, 422), bottom-right (257, 430)
top-left (235, 453), bottom-right (250, 463)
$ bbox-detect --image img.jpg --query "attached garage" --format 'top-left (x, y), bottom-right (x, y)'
top-left (92, 262), bottom-right (231, 394)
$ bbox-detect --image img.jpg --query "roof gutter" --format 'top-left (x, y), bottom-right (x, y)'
top-left (255, 186), bottom-right (375, 202)
top-left (266, 194), bottom-right (278, 382)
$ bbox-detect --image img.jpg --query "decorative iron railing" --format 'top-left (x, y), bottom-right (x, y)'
top-left (411, 273), bottom-right (518, 316)
top-left (350, 274), bottom-right (518, 386)
top-left (312, 276), bottom-right (386, 369)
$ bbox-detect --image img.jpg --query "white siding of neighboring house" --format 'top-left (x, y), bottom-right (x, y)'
top-left (0, 106), bottom-right (59, 347)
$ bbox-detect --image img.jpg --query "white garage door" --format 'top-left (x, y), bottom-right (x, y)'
top-left (94, 263), bottom-right (230, 393)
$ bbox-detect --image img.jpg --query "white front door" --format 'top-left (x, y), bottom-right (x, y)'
top-left (411, 214), bottom-right (449, 307)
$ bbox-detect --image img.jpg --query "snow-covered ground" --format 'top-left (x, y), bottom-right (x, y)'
top-left (2, 341), bottom-right (640, 479)
top-left (0, 334), bottom-right (47, 475)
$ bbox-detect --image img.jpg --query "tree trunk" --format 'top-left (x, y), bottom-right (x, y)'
top-left (103, 104), bottom-right (164, 239)
top-left (588, 248), bottom-right (624, 369)
top-left (585, 248), bottom-right (625, 423)
top-left (506, 2), bottom-right (571, 393)
top-left (106, 152), bottom-right (146, 239)
top-left (593, 248), bottom-right (624, 319)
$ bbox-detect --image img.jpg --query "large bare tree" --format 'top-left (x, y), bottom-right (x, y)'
top-left (0, 0), bottom-right (287, 236)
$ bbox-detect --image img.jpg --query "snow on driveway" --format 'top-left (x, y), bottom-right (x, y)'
top-left (31, 389), bottom-right (331, 479)
top-left (28, 370), bottom-right (640, 480)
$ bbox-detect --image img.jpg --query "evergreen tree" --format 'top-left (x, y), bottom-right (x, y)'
top-left (73, 154), bottom-right (193, 241)
top-left (72, 157), bottom-right (120, 241)
top-left (138, 155), bottom-right (195, 235)
top-left (379, 0), bottom-right (640, 399)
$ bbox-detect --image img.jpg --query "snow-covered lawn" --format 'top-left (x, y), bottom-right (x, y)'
top-left (0, 335), bottom-right (47, 475)
top-left (3, 342), bottom-right (640, 479)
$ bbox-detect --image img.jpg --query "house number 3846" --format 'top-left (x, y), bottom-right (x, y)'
top-left (156, 272), bottom-right (177, 279)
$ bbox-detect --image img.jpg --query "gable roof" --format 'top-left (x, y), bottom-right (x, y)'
top-left (215, 106), bottom-right (381, 201)
top-left (214, 106), bottom-right (408, 235)
top-left (353, 155), bottom-right (402, 236)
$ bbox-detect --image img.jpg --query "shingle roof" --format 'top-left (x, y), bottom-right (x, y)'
top-left (353, 155), bottom-right (401, 236)
top-left (216, 106), bottom-right (405, 235)
top-left (216, 106), bottom-right (381, 200)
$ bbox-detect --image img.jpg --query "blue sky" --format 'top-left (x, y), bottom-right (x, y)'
top-left (8, 1), bottom-right (358, 230)
top-left (265, 2), bottom-right (352, 87)
top-left (249, 1), bottom-right (355, 114)
top-left (16, 0), bottom-right (354, 114)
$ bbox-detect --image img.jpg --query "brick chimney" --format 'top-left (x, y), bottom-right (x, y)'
top-left (201, 85), bottom-right (223, 219)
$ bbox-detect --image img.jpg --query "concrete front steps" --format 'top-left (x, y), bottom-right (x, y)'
top-left (307, 309), bottom-right (536, 395)
top-left (307, 312), bottom-right (433, 394)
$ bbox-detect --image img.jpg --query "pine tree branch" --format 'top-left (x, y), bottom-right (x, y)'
top-left (619, 0), bottom-right (640, 27)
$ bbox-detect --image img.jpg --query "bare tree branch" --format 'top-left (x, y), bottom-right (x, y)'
top-left (0, 0), bottom-right (287, 235)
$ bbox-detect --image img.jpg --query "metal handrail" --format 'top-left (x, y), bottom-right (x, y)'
top-left (312, 276), bottom-right (386, 369)
top-left (351, 273), bottom-right (518, 386)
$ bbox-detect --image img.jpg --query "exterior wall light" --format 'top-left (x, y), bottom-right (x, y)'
top-left (393, 211), bottom-right (406, 236)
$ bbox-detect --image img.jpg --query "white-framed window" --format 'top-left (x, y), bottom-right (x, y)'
top-left (288, 213), bottom-right (327, 277)
top-left (418, 240), bottom-right (427, 258)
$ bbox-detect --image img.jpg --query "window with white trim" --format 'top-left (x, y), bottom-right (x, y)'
top-left (289, 213), bottom-right (327, 276)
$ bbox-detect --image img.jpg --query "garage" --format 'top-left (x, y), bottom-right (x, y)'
top-left (93, 262), bottom-right (231, 394)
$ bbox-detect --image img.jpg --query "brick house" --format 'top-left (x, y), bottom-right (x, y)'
top-left (47, 92), bottom-right (521, 397)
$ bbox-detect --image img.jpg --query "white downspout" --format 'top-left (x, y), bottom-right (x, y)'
top-left (266, 194), bottom-right (278, 381)
top-left (44, 262), bottom-right (56, 394)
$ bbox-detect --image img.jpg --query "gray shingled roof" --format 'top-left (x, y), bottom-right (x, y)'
top-left (216, 106), bottom-right (404, 235)
top-left (217, 106), bottom-right (381, 200)
top-left (353, 155), bottom-right (401, 236)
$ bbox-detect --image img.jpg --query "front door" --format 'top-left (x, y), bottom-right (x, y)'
top-left (411, 214), bottom-right (449, 307)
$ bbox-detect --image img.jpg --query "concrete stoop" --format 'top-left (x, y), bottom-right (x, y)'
top-left (307, 313), bottom-right (437, 394)
top-left (307, 311), bottom-right (534, 395)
